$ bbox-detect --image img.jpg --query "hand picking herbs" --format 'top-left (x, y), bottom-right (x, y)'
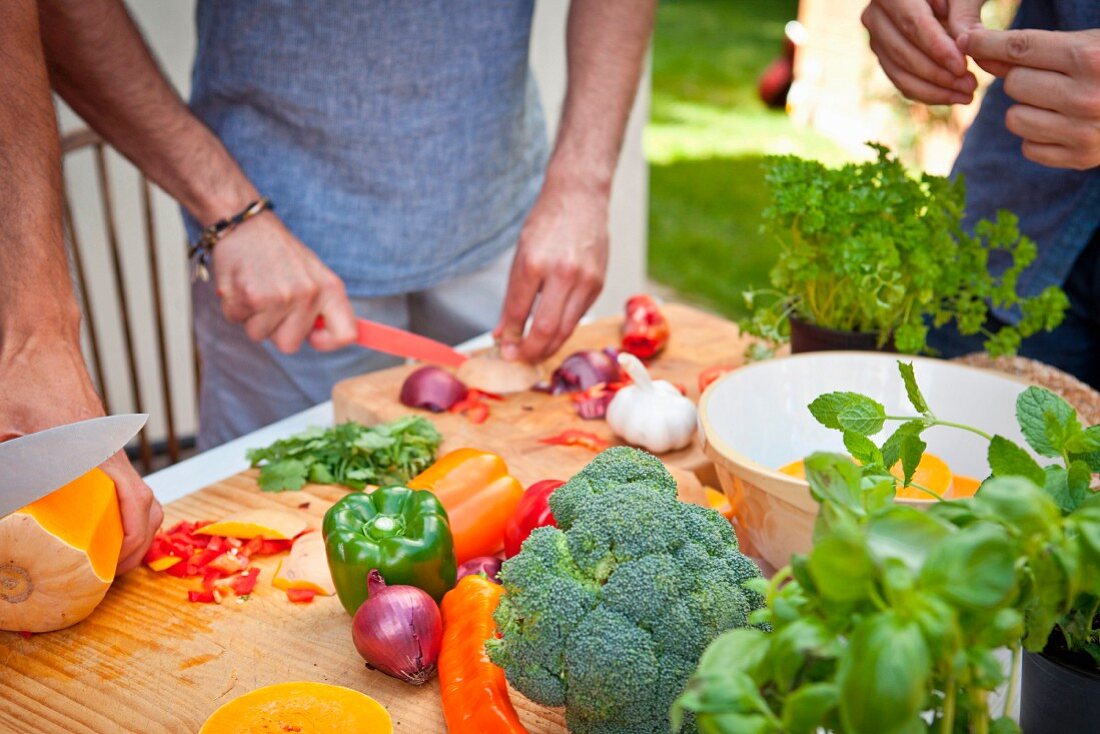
top-left (246, 416), bottom-right (442, 492)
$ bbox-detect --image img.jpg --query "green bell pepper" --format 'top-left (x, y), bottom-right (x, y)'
top-left (322, 485), bottom-right (457, 615)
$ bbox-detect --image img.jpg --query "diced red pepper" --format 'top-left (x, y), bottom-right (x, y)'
top-left (449, 392), bottom-right (493, 424)
top-left (229, 568), bottom-right (261, 596)
top-left (201, 568), bottom-right (224, 592)
top-left (164, 560), bottom-right (191, 578)
top-left (539, 430), bottom-right (612, 452)
top-left (286, 588), bottom-right (316, 604)
top-left (503, 479), bottom-right (565, 558)
top-left (257, 539), bottom-right (293, 556)
top-left (206, 552), bottom-right (248, 575)
top-left (621, 294), bottom-right (670, 359)
top-left (188, 590), bottom-right (216, 604)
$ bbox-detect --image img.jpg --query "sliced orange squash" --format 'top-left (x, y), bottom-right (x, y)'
top-left (195, 508), bottom-right (309, 540)
top-left (0, 468), bottom-right (123, 633)
top-left (273, 533), bottom-right (335, 596)
top-left (950, 475), bottom-right (981, 499)
top-left (704, 487), bottom-right (735, 521)
top-left (778, 460), bottom-right (806, 479)
top-left (199, 681), bottom-right (392, 734)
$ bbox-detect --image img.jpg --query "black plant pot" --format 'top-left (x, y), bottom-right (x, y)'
top-left (1020, 650), bottom-right (1100, 734)
top-left (788, 316), bottom-right (895, 354)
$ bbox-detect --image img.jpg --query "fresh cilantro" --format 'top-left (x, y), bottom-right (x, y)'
top-left (246, 417), bottom-right (442, 492)
top-left (740, 144), bottom-right (1068, 355)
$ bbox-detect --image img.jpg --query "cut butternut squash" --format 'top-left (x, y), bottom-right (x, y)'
top-left (199, 681), bottom-right (392, 734)
top-left (0, 468), bottom-right (123, 633)
top-left (195, 508), bottom-right (309, 540)
top-left (273, 533), bottom-right (335, 596)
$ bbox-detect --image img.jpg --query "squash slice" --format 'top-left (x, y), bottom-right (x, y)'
top-left (200, 681), bottom-right (392, 734)
top-left (0, 468), bottom-right (122, 633)
top-left (195, 508), bottom-right (309, 540)
top-left (273, 533), bottom-right (335, 596)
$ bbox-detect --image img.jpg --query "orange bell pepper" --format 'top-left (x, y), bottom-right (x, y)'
top-left (439, 575), bottom-right (528, 734)
top-left (408, 449), bottom-right (524, 564)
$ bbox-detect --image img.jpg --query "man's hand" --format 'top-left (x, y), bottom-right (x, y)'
top-left (862, 0), bottom-right (983, 105)
top-left (495, 179), bottom-right (609, 363)
top-left (212, 214), bottom-right (357, 354)
top-left (0, 338), bottom-right (161, 575)
top-left (960, 28), bottom-right (1100, 170)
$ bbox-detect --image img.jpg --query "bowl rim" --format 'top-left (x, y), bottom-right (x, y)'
top-left (697, 351), bottom-right (1030, 504)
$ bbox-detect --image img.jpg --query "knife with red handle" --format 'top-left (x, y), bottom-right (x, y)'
top-left (314, 316), bottom-right (468, 368)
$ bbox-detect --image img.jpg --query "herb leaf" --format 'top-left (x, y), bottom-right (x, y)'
top-left (809, 393), bottom-right (886, 436)
top-left (898, 362), bottom-right (930, 415)
top-left (987, 435), bottom-right (1046, 486)
top-left (246, 417), bottom-right (442, 492)
top-left (1016, 386), bottom-right (1079, 457)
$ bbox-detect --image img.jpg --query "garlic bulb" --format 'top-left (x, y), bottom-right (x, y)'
top-left (606, 353), bottom-right (697, 454)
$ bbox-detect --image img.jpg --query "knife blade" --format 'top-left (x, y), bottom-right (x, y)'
top-left (315, 316), bottom-right (468, 368)
top-left (0, 414), bottom-right (148, 518)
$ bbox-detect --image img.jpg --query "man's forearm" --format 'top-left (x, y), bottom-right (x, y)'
top-left (549, 0), bottom-right (657, 193)
top-left (38, 0), bottom-right (257, 224)
top-left (0, 0), bottom-right (81, 343)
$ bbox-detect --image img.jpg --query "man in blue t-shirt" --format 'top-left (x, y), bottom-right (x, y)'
top-left (36, 0), bottom-right (656, 447)
top-left (862, 0), bottom-right (1100, 385)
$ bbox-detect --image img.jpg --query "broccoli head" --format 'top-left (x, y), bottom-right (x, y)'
top-left (488, 447), bottom-right (766, 734)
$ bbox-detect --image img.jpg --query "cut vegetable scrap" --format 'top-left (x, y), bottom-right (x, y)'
top-left (286, 588), bottom-right (317, 603)
top-left (449, 389), bottom-right (495, 424)
top-left (539, 430), bottom-right (612, 452)
top-left (698, 365), bottom-right (735, 394)
top-left (194, 508), bottom-right (309, 541)
top-left (621, 294), bottom-right (670, 359)
top-left (273, 533), bottom-right (335, 596)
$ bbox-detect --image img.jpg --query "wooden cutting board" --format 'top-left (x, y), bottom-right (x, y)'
top-left (334, 303), bottom-right (752, 494)
top-left (0, 303), bottom-right (753, 733)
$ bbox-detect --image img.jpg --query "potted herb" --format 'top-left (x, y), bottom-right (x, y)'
top-left (741, 144), bottom-right (1067, 355)
top-left (674, 363), bottom-right (1100, 733)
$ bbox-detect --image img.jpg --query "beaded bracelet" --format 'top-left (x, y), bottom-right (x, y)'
top-left (188, 197), bottom-right (274, 282)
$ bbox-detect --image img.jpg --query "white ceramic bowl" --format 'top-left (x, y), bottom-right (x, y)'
top-left (699, 352), bottom-right (1030, 571)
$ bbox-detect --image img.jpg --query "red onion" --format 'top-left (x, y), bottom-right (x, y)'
top-left (545, 349), bottom-right (621, 395)
top-left (456, 556), bottom-right (503, 584)
top-left (399, 366), bottom-right (468, 413)
top-left (352, 570), bottom-right (442, 685)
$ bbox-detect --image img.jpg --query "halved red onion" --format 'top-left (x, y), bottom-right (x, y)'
top-left (399, 366), bottom-right (468, 413)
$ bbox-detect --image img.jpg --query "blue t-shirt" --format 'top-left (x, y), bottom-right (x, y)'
top-left (953, 0), bottom-right (1100, 321)
top-left (189, 1), bottom-right (548, 297)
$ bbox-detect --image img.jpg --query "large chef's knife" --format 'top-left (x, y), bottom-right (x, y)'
top-left (315, 316), bottom-right (468, 368)
top-left (0, 414), bottom-right (148, 518)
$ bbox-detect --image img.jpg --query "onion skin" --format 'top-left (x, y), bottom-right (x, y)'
top-left (547, 349), bottom-right (621, 395)
top-left (352, 570), bottom-right (442, 686)
top-left (399, 366), bottom-right (468, 413)
top-left (456, 556), bottom-right (503, 584)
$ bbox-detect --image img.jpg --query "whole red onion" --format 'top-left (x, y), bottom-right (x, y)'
top-left (546, 349), bottom-right (621, 395)
top-left (456, 556), bottom-right (503, 584)
top-left (399, 366), bottom-right (468, 413)
top-left (352, 570), bottom-right (442, 685)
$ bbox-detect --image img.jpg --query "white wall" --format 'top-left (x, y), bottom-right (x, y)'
top-left (58, 0), bottom-right (650, 447)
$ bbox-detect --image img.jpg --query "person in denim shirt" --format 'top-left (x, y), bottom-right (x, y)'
top-left (864, 0), bottom-right (1100, 385)
top-left (38, 1), bottom-right (656, 447)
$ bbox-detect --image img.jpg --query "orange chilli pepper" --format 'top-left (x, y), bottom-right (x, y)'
top-left (439, 575), bottom-right (528, 734)
top-left (408, 449), bottom-right (524, 564)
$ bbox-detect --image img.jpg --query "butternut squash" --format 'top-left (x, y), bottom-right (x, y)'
top-left (200, 681), bottom-right (392, 734)
top-left (195, 508), bottom-right (309, 540)
top-left (0, 468), bottom-right (123, 633)
top-left (273, 532), bottom-right (335, 596)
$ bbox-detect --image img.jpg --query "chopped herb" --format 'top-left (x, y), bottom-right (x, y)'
top-left (246, 417), bottom-right (442, 492)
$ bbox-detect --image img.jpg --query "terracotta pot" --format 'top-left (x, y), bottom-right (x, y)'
top-left (788, 316), bottom-right (894, 354)
top-left (1020, 649), bottom-right (1100, 734)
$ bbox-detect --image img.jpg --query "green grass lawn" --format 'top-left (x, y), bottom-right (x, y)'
top-left (646, 0), bottom-right (848, 320)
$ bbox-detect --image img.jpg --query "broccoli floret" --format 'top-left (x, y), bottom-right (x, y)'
top-left (492, 447), bottom-right (767, 734)
top-left (549, 446), bottom-right (677, 527)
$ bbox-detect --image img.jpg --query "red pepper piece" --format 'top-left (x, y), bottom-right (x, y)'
top-left (188, 590), bottom-right (216, 604)
top-left (539, 430), bottom-right (611, 452)
top-left (229, 568), bottom-right (261, 596)
top-left (503, 479), bottom-right (565, 558)
top-left (256, 539), bottom-right (293, 556)
top-left (621, 294), bottom-right (670, 359)
top-left (286, 588), bottom-right (316, 604)
top-left (201, 568), bottom-right (224, 592)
